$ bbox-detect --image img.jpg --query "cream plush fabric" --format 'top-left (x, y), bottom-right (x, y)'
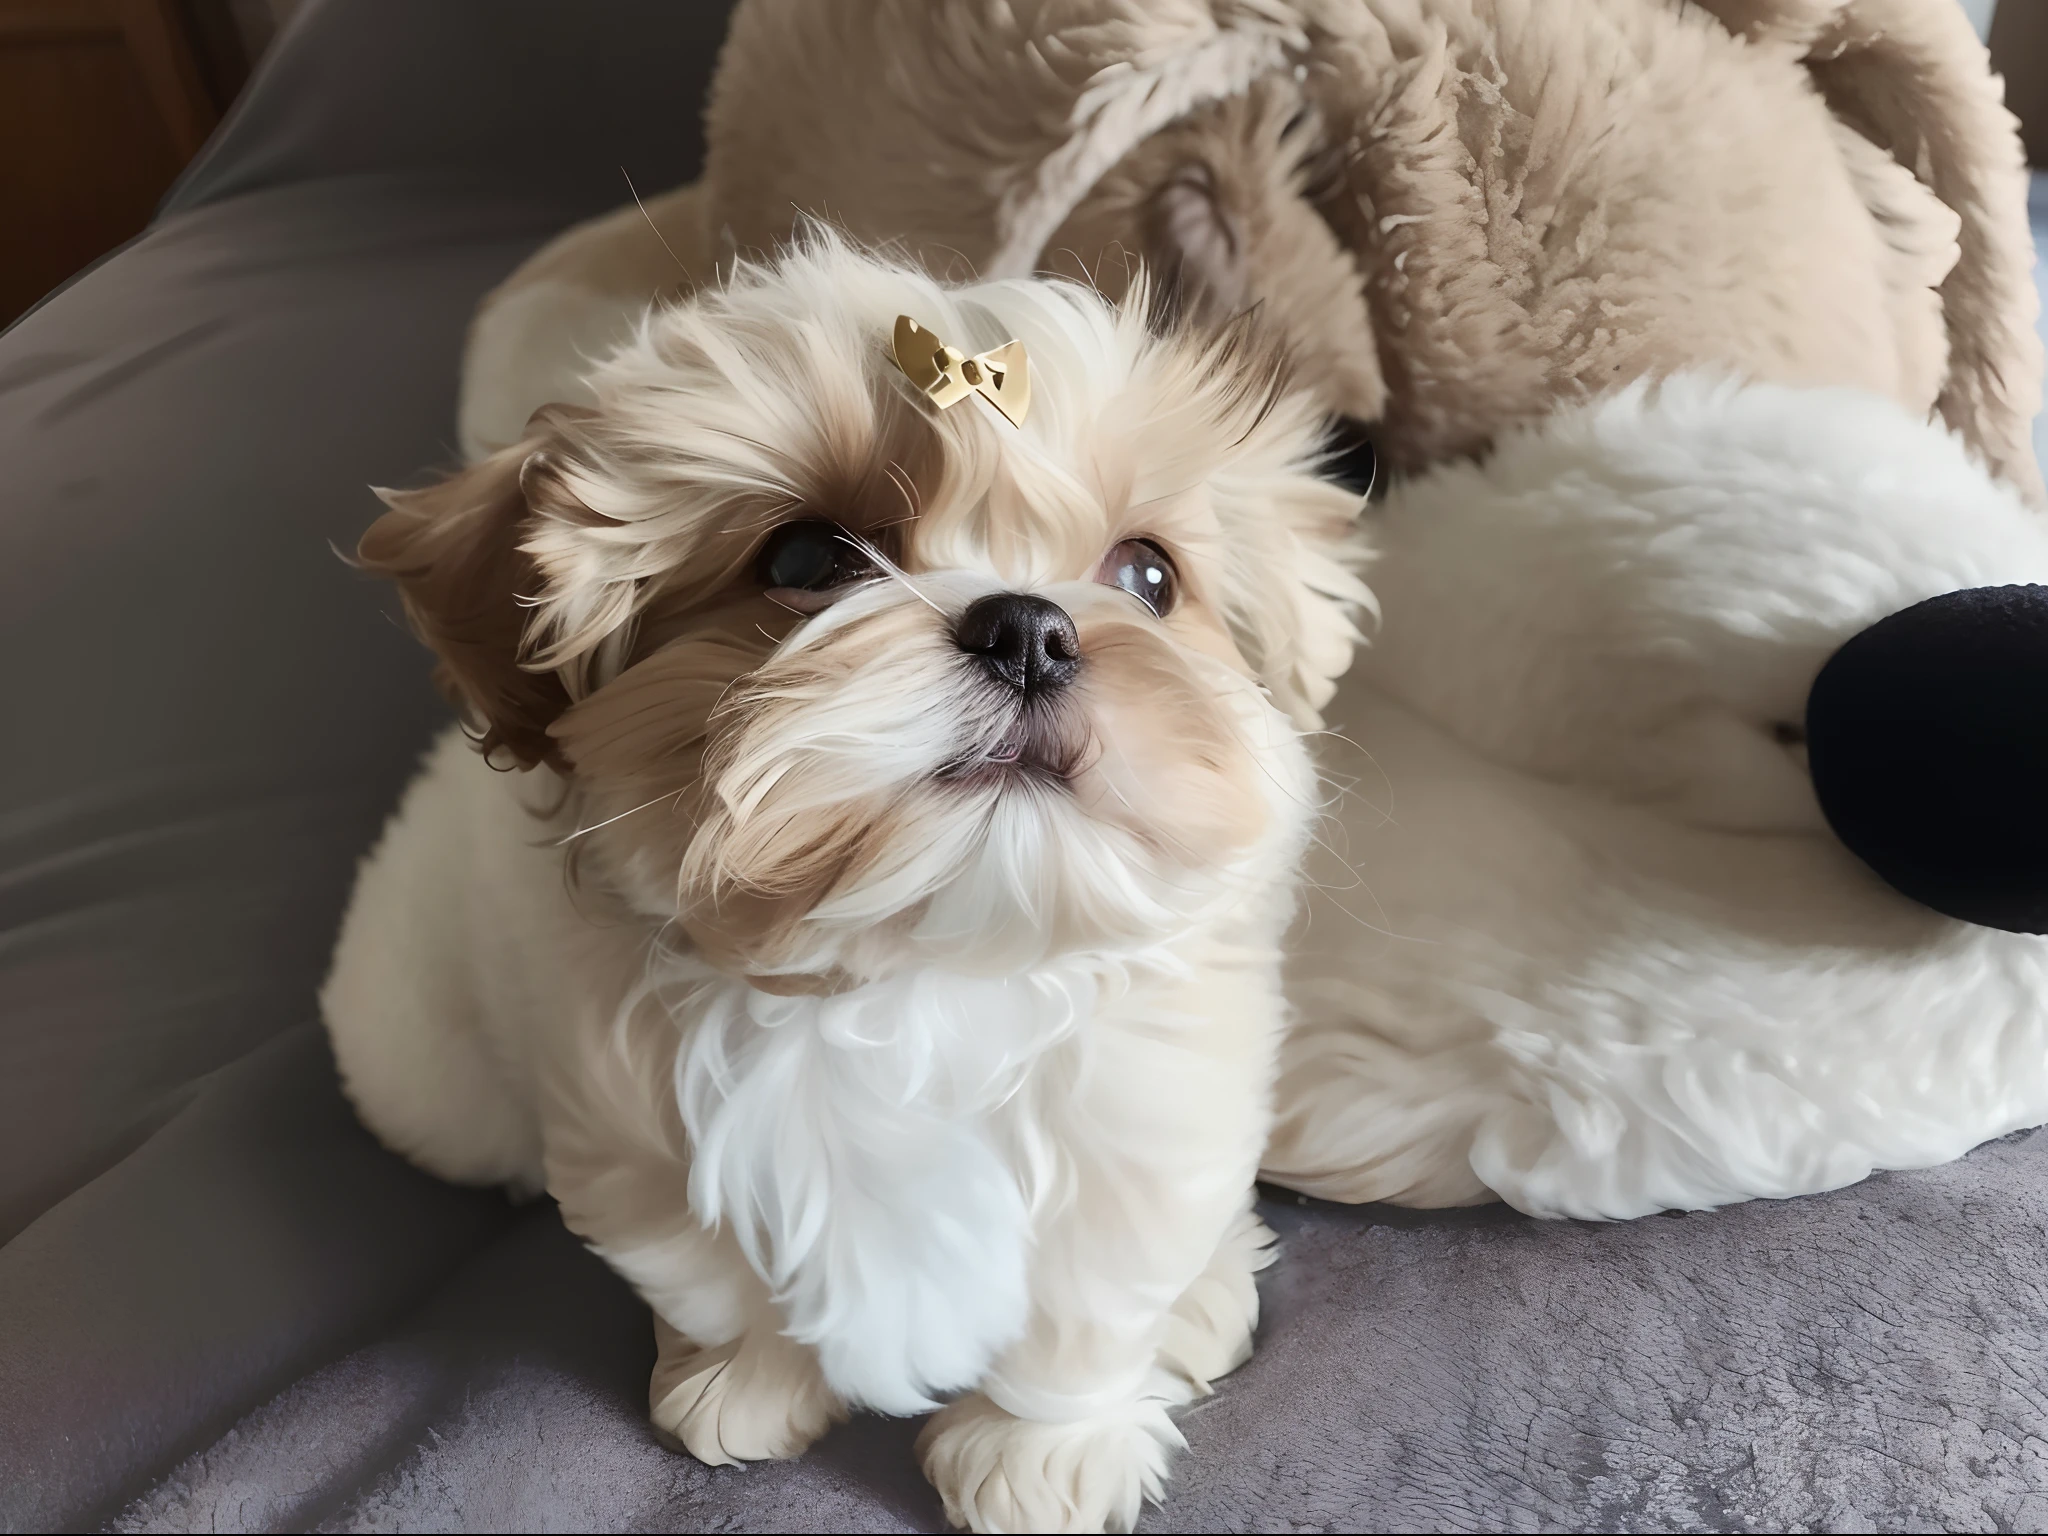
top-left (1272, 374), bottom-right (2048, 1214)
top-left (460, 0), bottom-right (2042, 509)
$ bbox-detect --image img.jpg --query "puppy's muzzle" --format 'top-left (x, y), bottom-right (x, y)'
top-left (956, 593), bottom-right (1081, 697)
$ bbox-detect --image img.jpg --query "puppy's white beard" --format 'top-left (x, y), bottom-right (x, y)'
top-left (667, 956), bottom-right (1099, 1413)
top-left (798, 790), bottom-right (1217, 979)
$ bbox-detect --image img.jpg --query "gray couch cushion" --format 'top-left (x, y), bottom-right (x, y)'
top-left (162, 0), bottom-right (719, 218)
top-left (0, 1), bottom-right (730, 1525)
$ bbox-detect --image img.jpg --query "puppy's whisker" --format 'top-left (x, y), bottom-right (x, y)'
top-left (883, 460), bottom-right (923, 521)
top-left (837, 531), bottom-right (947, 617)
top-left (700, 670), bottom-right (760, 729)
top-left (621, 168), bottom-right (689, 278)
top-left (1298, 763), bottom-right (1380, 827)
top-left (556, 785), bottom-right (694, 845)
top-left (1304, 730), bottom-right (1396, 824)
top-left (1295, 825), bottom-right (1420, 944)
top-left (1189, 691), bottom-right (1327, 816)
top-left (1124, 481), bottom-right (1209, 514)
top-left (1093, 734), bottom-right (1218, 870)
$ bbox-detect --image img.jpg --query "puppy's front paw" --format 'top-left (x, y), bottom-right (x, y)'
top-left (1159, 1205), bottom-right (1275, 1395)
top-left (649, 1319), bottom-right (842, 1466)
top-left (917, 1392), bottom-right (1181, 1534)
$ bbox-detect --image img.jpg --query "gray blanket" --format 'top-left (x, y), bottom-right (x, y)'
top-left (5, 2), bottom-right (2048, 1530)
top-left (109, 1144), bottom-right (2048, 1532)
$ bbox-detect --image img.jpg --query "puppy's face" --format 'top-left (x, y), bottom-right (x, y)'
top-left (364, 242), bottom-right (1369, 984)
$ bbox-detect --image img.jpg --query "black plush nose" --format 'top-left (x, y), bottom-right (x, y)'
top-left (1807, 584), bottom-right (2048, 933)
top-left (956, 593), bottom-right (1081, 695)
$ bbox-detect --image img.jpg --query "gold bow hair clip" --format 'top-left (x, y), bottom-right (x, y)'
top-left (891, 315), bottom-right (1032, 428)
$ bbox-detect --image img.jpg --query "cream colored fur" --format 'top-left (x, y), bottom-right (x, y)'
top-left (457, 182), bottom-right (713, 465)
top-left (459, 0), bottom-right (2040, 507)
top-left (1269, 374), bottom-right (2048, 1216)
top-left (330, 240), bottom-right (1370, 1533)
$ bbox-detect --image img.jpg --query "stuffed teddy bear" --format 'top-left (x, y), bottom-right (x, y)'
top-left (460, 0), bottom-right (2041, 509)
top-left (446, 0), bottom-right (2048, 1220)
top-left (1267, 372), bottom-right (2048, 1217)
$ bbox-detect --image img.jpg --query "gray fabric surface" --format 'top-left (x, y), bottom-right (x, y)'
top-left (160, 0), bottom-right (719, 219)
top-left (5, 0), bottom-right (2048, 1530)
top-left (107, 1145), bottom-right (2048, 1533)
top-left (0, 2), bottom-right (728, 1528)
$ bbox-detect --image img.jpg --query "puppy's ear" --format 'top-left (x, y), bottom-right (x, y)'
top-left (1174, 322), bottom-right (1377, 732)
top-left (1233, 475), bottom-right (1377, 732)
top-left (359, 417), bottom-right (588, 768)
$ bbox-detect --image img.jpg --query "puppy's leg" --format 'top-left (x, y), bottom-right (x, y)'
top-left (557, 1158), bottom-right (846, 1465)
top-left (918, 1393), bottom-right (1175, 1536)
top-left (917, 1199), bottom-right (1274, 1534)
top-left (919, 969), bottom-right (1281, 1535)
top-left (647, 1308), bottom-right (844, 1466)
top-left (543, 1024), bottom-right (844, 1466)
top-left (1157, 1197), bottom-right (1277, 1397)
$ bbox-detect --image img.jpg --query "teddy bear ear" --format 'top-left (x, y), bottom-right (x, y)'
top-left (1112, 89), bottom-right (1387, 429)
top-left (1146, 163), bottom-right (1253, 325)
top-left (1688, 0), bottom-right (2044, 506)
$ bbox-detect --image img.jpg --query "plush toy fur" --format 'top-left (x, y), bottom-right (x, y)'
top-left (459, 0), bottom-right (2041, 508)
top-left (1270, 373), bottom-right (2048, 1217)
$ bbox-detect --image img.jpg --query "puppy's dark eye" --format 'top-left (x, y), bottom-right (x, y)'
top-left (1324, 416), bottom-right (1378, 498)
top-left (1099, 538), bottom-right (1178, 617)
top-left (757, 519), bottom-right (874, 595)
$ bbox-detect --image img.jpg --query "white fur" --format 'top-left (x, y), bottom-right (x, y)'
top-left (1270, 375), bottom-right (2048, 1218)
top-left (671, 958), bottom-right (1085, 1413)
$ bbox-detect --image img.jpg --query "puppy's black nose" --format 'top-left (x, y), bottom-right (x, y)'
top-left (1807, 583), bottom-right (2048, 933)
top-left (956, 593), bottom-right (1081, 695)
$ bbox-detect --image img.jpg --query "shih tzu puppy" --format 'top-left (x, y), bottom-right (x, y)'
top-left (321, 233), bottom-right (1370, 1533)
